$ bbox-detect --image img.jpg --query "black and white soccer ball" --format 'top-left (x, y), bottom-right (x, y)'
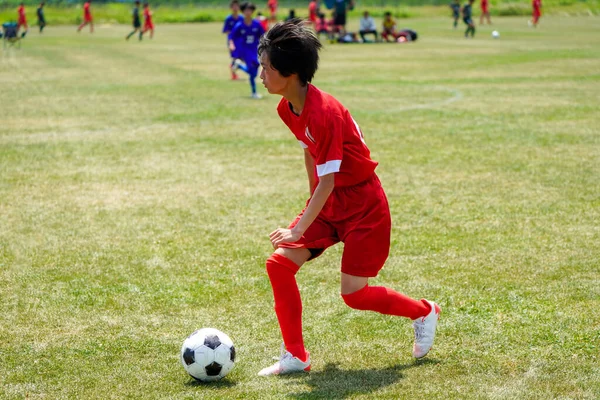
top-left (180, 328), bottom-right (236, 382)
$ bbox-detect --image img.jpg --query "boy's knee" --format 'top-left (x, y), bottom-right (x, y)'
top-left (341, 287), bottom-right (368, 310)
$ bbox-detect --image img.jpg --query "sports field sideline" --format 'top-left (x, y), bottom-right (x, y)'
top-left (1, 17), bottom-right (599, 399)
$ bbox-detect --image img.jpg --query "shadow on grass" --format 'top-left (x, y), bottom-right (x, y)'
top-left (184, 377), bottom-right (237, 389)
top-left (283, 358), bottom-right (440, 399)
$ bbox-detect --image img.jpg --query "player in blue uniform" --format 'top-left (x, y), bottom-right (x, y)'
top-left (228, 2), bottom-right (265, 99)
top-left (223, 0), bottom-right (242, 80)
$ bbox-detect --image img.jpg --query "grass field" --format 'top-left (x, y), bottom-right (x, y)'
top-left (1, 16), bottom-right (600, 399)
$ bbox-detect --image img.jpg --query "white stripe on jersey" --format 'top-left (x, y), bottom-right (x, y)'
top-left (298, 140), bottom-right (308, 148)
top-left (316, 160), bottom-right (342, 177)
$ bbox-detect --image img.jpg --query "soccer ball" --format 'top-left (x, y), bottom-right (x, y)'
top-left (492, 30), bottom-right (500, 39)
top-left (180, 328), bottom-right (236, 382)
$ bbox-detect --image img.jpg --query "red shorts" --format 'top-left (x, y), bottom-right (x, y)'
top-left (481, 4), bottom-right (489, 12)
top-left (280, 174), bottom-right (392, 277)
top-left (18, 17), bottom-right (27, 26)
top-left (84, 15), bottom-right (93, 23)
top-left (144, 21), bottom-right (154, 30)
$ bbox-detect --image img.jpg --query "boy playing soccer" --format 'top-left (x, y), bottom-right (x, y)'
top-left (17, 3), bottom-right (28, 37)
top-left (77, 0), bottom-right (93, 33)
top-left (229, 2), bottom-right (265, 99)
top-left (139, 3), bottom-right (154, 40)
top-left (256, 19), bottom-right (441, 376)
top-left (450, 0), bottom-right (460, 29)
top-left (126, 1), bottom-right (142, 40)
top-left (530, 0), bottom-right (542, 27)
top-left (223, 0), bottom-right (243, 80)
top-left (37, 2), bottom-right (46, 34)
top-left (463, 0), bottom-right (475, 38)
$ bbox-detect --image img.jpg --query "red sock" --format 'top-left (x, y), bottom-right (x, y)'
top-left (342, 285), bottom-right (431, 320)
top-left (265, 254), bottom-right (307, 362)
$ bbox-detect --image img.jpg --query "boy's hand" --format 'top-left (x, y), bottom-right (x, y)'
top-left (270, 227), bottom-right (302, 248)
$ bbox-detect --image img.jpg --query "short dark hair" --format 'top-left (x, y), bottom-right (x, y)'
top-left (230, 0), bottom-right (239, 6)
top-left (384, 11), bottom-right (392, 17)
top-left (258, 19), bottom-right (322, 86)
top-left (240, 1), bottom-right (256, 12)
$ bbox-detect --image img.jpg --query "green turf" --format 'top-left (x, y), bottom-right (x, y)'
top-left (1, 17), bottom-right (599, 400)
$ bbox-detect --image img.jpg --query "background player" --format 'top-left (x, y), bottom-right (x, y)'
top-left (126, 1), bottom-right (142, 40)
top-left (308, 0), bottom-right (319, 29)
top-left (229, 2), bottom-right (265, 99)
top-left (256, 20), bottom-right (441, 376)
top-left (37, 2), bottom-right (46, 34)
top-left (450, 0), bottom-right (460, 29)
top-left (479, 0), bottom-right (492, 25)
top-left (17, 2), bottom-right (28, 37)
top-left (267, 0), bottom-right (278, 26)
top-left (223, 0), bottom-right (242, 80)
top-left (77, 0), bottom-right (93, 33)
top-left (139, 3), bottom-right (154, 40)
top-left (463, 0), bottom-right (475, 38)
top-left (530, 0), bottom-right (542, 27)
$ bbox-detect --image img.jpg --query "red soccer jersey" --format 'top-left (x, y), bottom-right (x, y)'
top-left (84, 2), bottom-right (91, 16)
top-left (144, 8), bottom-right (152, 22)
top-left (18, 5), bottom-right (25, 18)
top-left (277, 84), bottom-right (378, 187)
top-left (533, 0), bottom-right (541, 9)
top-left (268, 0), bottom-right (278, 12)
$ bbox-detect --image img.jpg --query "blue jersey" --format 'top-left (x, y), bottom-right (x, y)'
top-left (228, 19), bottom-right (265, 64)
top-left (223, 14), bottom-right (242, 33)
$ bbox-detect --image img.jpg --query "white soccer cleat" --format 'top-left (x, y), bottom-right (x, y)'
top-left (412, 300), bottom-right (441, 359)
top-left (251, 93), bottom-right (262, 99)
top-left (258, 348), bottom-right (311, 376)
top-left (232, 58), bottom-right (245, 71)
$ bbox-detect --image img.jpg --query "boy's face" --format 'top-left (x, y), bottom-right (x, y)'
top-left (243, 7), bottom-right (254, 18)
top-left (260, 52), bottom-right (289, 96)
top-left (231, 3), bottom-right (239, 12)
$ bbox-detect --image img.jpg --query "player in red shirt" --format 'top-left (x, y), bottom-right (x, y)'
top-left (256, 20), bottom-right (441, 376)
top-left (139, 3), bottom-right (154, 40)
top-left (479, 0), bottom-right (491, 25)
top-left (77, 0), bottom-right (94, 33)
top-left (531, 0), bottom-right (542, 27)
top-left (308, 0), bottom-right (319, 28)
top-left (267, 0), bottom-right (278, 25)
top-left (17, 3), bottom-right (28, 36)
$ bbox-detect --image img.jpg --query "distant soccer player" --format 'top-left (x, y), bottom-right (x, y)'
top-left (463, 0), bottom-right (475, 38)
top-left (139, 3), bottom-right (154, 40)
top-left (17, 2), bottom-right (28, 37)
top-left (223, 0), bottom-right (243, 80)
top-left (530, 0), bottom-right (542, 27)
top-left (267, 0), bottom-right (278, 25)
top-left (37, 2), bottom-right (46, 34)
top-left (77, 0), bottom-right (93, 33)
top-left (126, 1), bottom-right (142, 40)
top-left (229, 2), bottom-right (265, 99)
top-left (256, 20), bottom-right (441, 376)
top-left (450, 0), bottom-right (460, 28)
top-left (308, 0), bottom-right (319, 28)
top-left (479, 0), bottom-right (491, 25)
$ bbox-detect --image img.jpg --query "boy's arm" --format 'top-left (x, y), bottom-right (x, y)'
top-left (270, 173), bottom-right (334, 248)
top-left (304, 148), bottom-right (317, 194)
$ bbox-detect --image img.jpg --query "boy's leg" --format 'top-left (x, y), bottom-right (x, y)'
top-left (266, 247), bottom-right (311, 361)
top-left (337, 175), bottom-right (440, 357)
top-left (341, 274), bottom-right (431, 319)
